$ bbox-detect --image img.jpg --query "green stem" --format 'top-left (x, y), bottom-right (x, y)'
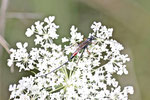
top-left (69, 70), bottom-right (72, 78)
top-left (64, 67), bottom-right (68, 79)
top-left (31, 71), bottom-right (36, 75)
top-left (50, 85), bottom-right (65, 93)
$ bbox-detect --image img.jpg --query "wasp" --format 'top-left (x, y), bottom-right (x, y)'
top-left (40, 36), bottom-right (96, 76)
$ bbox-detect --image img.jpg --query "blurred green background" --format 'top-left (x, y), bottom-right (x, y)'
top-left (0, 0), bottom-right (150, 100)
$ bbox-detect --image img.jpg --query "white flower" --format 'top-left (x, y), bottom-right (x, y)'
top-left (105, 62), bottom-right (114, 73)
top-left (44, 16), bottom-right (55, 24)
top-left (62, 37), bottom-right (69, 43)
top-left (91, 21), bottom-right (101, 32)
top-left (25, 25), bottom-right (35, 37)
top-left (7, 59), bottom-right (13, 66)
top-left (70, 25), bottom-right (77, 33)
top-left (124, 86), bottom-right (134, 94)
top-left (69, 25), bottom-right (83, 44)
top-left (117, 65), bottom-right (128, 75)
top-left (9, 84), bottom-right (16, 91)
top-left (19, 94), bottom-right (30, 100)
top-left (35, 21), bottom-right (44, 35)
top-left (16, 42), bottom-right (28, 48)
top-left (34, 35), bottom-right (43, 45)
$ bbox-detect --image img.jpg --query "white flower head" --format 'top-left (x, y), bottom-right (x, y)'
top-left (8, 16), bottom-right (133, 100)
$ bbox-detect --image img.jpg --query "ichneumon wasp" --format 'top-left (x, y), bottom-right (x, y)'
top-left (40, 36), bottom-right (96, 77)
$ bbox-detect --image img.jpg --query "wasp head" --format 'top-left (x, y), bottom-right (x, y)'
top-left (89, 36), bottom-right (96, 41)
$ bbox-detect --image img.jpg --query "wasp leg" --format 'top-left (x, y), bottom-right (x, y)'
top-left (86, 47), bottom-right (90, 55)
top-left (77, 48), bottom-right (85, 63)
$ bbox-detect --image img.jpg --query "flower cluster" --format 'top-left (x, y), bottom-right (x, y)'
top-left (8, 16), bottom-right (134, 100)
